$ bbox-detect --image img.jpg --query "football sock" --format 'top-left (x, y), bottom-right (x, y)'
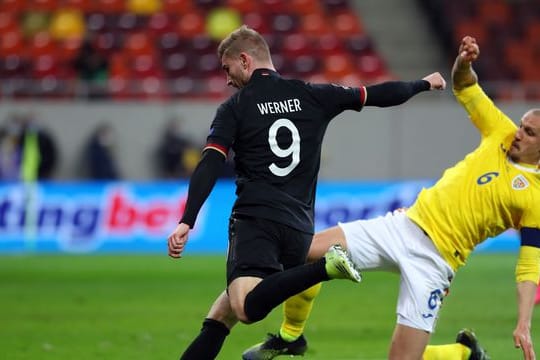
top-left (423, 343), bottom-right (471, 360)
top-left (244, 258), bottom-right (329, 323)
top-left (179, 318), bottom-right (230, 360)
top-left (280, 283), bottom-right (322, 341)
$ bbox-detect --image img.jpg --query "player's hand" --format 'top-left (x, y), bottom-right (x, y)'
top-left (423, 72), bottom-right (446, 90)
top-left (513, 324), bottom-right (536, 360)
top-left (458, 36), bottom-right (480, 65)
top-left (168, 222), bottom-right (191, 259)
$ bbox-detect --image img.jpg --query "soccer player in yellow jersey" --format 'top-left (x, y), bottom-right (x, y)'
top-left (243, 36), bottom-right (540, 360)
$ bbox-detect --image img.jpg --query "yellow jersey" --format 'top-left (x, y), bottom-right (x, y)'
top-left (407, 83), bottom-right (540, 271)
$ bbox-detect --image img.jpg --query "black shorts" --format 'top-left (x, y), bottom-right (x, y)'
top-left (226, 214), bottom-right (312, 285)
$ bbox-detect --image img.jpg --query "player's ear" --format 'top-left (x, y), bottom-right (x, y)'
top-left (239, 53), bottom-right (249, 69)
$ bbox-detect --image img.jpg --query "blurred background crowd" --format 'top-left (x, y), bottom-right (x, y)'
top-left (0, 0), bottom-right (538, 180)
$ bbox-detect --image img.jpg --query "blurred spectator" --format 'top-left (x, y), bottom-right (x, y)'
top-left (84, 122), bottom-right (120, 180)
top-left (73, 33), bottom-right (109, 99)
top-left (0, 112), bottom-right (58, 181)
top-left (155, 116), bottom-right (201, 179)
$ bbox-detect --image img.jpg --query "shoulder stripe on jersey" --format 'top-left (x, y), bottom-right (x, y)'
top-left (521, 227), bottom-right (540, 248)
top-left (204, 144), bottom-right (228, 158)
top-left (360, 86), bottom-right (367, 106)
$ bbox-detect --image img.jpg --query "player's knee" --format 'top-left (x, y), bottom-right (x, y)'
top-left (230, 302), bottom-right (252, 324)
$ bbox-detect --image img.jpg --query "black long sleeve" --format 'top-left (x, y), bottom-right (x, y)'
top-left (179, 149), bottom-right (226, 228)
top-left (364, 80), bottom-right (430, 107)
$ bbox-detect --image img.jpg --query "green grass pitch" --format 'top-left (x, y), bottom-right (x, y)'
top-left (1, 253), bottom-right (538, 359)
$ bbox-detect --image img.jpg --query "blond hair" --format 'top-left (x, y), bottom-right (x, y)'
top-left (217, 25), bottom-right (271, 62)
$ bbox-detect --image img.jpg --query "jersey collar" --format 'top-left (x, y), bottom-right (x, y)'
top-left (507, 156), bottom-right (540, 174)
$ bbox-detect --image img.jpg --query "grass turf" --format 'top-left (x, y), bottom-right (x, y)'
top-left (0, 253), bottom-right (538, 359)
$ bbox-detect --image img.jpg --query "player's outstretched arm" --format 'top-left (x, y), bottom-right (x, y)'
top-left (452, 36), bottom-right (479, 90)
top-left (364, 73), bottom-right (445, 108)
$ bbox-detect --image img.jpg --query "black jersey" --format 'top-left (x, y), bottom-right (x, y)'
top-left (206, 69), bottom-right (364, 233)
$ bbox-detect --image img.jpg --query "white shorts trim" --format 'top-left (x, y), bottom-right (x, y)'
top-left (339, 210), bottom-right (454, 332)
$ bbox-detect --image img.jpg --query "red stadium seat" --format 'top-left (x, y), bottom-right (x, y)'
top-left (314, 33), bottom-right (345, 56)
top-left (323, 53), bottom-right (353, 81)
top-left (0, 0), bottom-right (27, 14)
top-left (226, 0), bottom-right (258, 14)
top-left (95, 0), bottom-right (125, 13)
top-left (176, 11), bottom-right (205, 37)
top-left (162, 0), bottom-right (195, 14)
top-left (332, 11), bottom-right (364, 37)
top-left (281, 33), bottom-right (313, 57)
top-left (453, 19), bottom-right (487, 45)
top-left (243, 12), bottom-right (270, 35)
top-left (29, 0), bottom-right (60, 12)
top-left (0, 12), bottom-right (19, 33)
top-left (300, 12), bottom-right (330, 37)
top-left (61, 0), bottom-right (96, 12)
top-left (57, 36), bottom-right (83, 62)
top-left (28, 32), bottom-right (57, 58)
top-left (148, 13), bottom-right (177, 37)
top-left (123, 32), bottom-right (155, 57)
top-left (289, 0), bottom-right (322, 15)
top-left (477, 0), bottom-right (511, 27)
top-left (0, 29), bottom-right (26, 57)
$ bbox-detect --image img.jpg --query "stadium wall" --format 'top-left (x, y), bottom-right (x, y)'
top-left (1, 98), bottom-right (538, 180)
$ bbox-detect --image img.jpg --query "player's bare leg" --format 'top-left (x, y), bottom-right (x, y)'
top-left (389, 324), bottom-right (430, 360)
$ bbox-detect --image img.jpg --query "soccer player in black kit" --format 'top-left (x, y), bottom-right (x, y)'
top-left (167, 25), bottom-right (446, 360)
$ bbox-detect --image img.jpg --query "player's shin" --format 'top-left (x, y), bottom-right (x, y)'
top-left (280, 283), bottom-right (322, 341)
top-left (179, 318), bottom-right (230, 360)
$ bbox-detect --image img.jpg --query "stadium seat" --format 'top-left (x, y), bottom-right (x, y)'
top-left (29, 32), bottom-right (58, 58)
top-left (0, 12), bottom-right (19, 33)
top-left (0, 29), bottom-right (25, 57)
top-left (281, 33), bottom-right (313, 57)
top-left (289, 0), bottom-right (322, 15)
top-left (477, 0), bottom-right (511, 27)
top-left (0, 55), bottom-right (30, 79)
top-left (243, 12), bottom-right (270, 34)
top-left (355, 53), bottom-right (388, 81)
top-left (123, 32), bottom-right (155, 57)
top-left (61, 0), bottom-right (96, 12)
top-left (323, 53), bottom-right (354, 81)
top-left (56, 36), bottom-right (83, 62)
top-left (346, 35), bottom-right (373, 56)
top-left (259, 0), bottom-right (289, 14)
top-left (162, 0), bottom-right (195, 14)
top-left (270, 14), bottom-right (299, 34)
top-left (453, 19), bottom-right (487, 45)
top-left (95, 0), bottom-right (125, 13)
top-left (115, 12), bottom-right (147, 34)
top-left (0, 0), bottom-right (26, 14)
top-left (158, 32), bottom-right (184, 54)
top-left (226, 0), bottom-right (258, 14)
top-left (315, 33), bottom-right (345, 57)
top-left (289, 55), bottom-right (320, 78)
top-left (93, 31), bottom-right (123, 56)
top-left (300, 12), bottom-right (330, 37)
top-left (163, 52), bottom-right (191, 78)
top-left (148, 13), bottom-right (177, 37)
top-left (190, 35), bottom-right (217, 55)
top-left (176, 11), bottom-right (205, 37)
top-left (30, 0), bottom-right (60, 12)
top-left (332, 11), bottom-right (363, 37)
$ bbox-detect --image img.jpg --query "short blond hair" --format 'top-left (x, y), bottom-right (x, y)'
top-left (217, 25), bottom-right (271, 62)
